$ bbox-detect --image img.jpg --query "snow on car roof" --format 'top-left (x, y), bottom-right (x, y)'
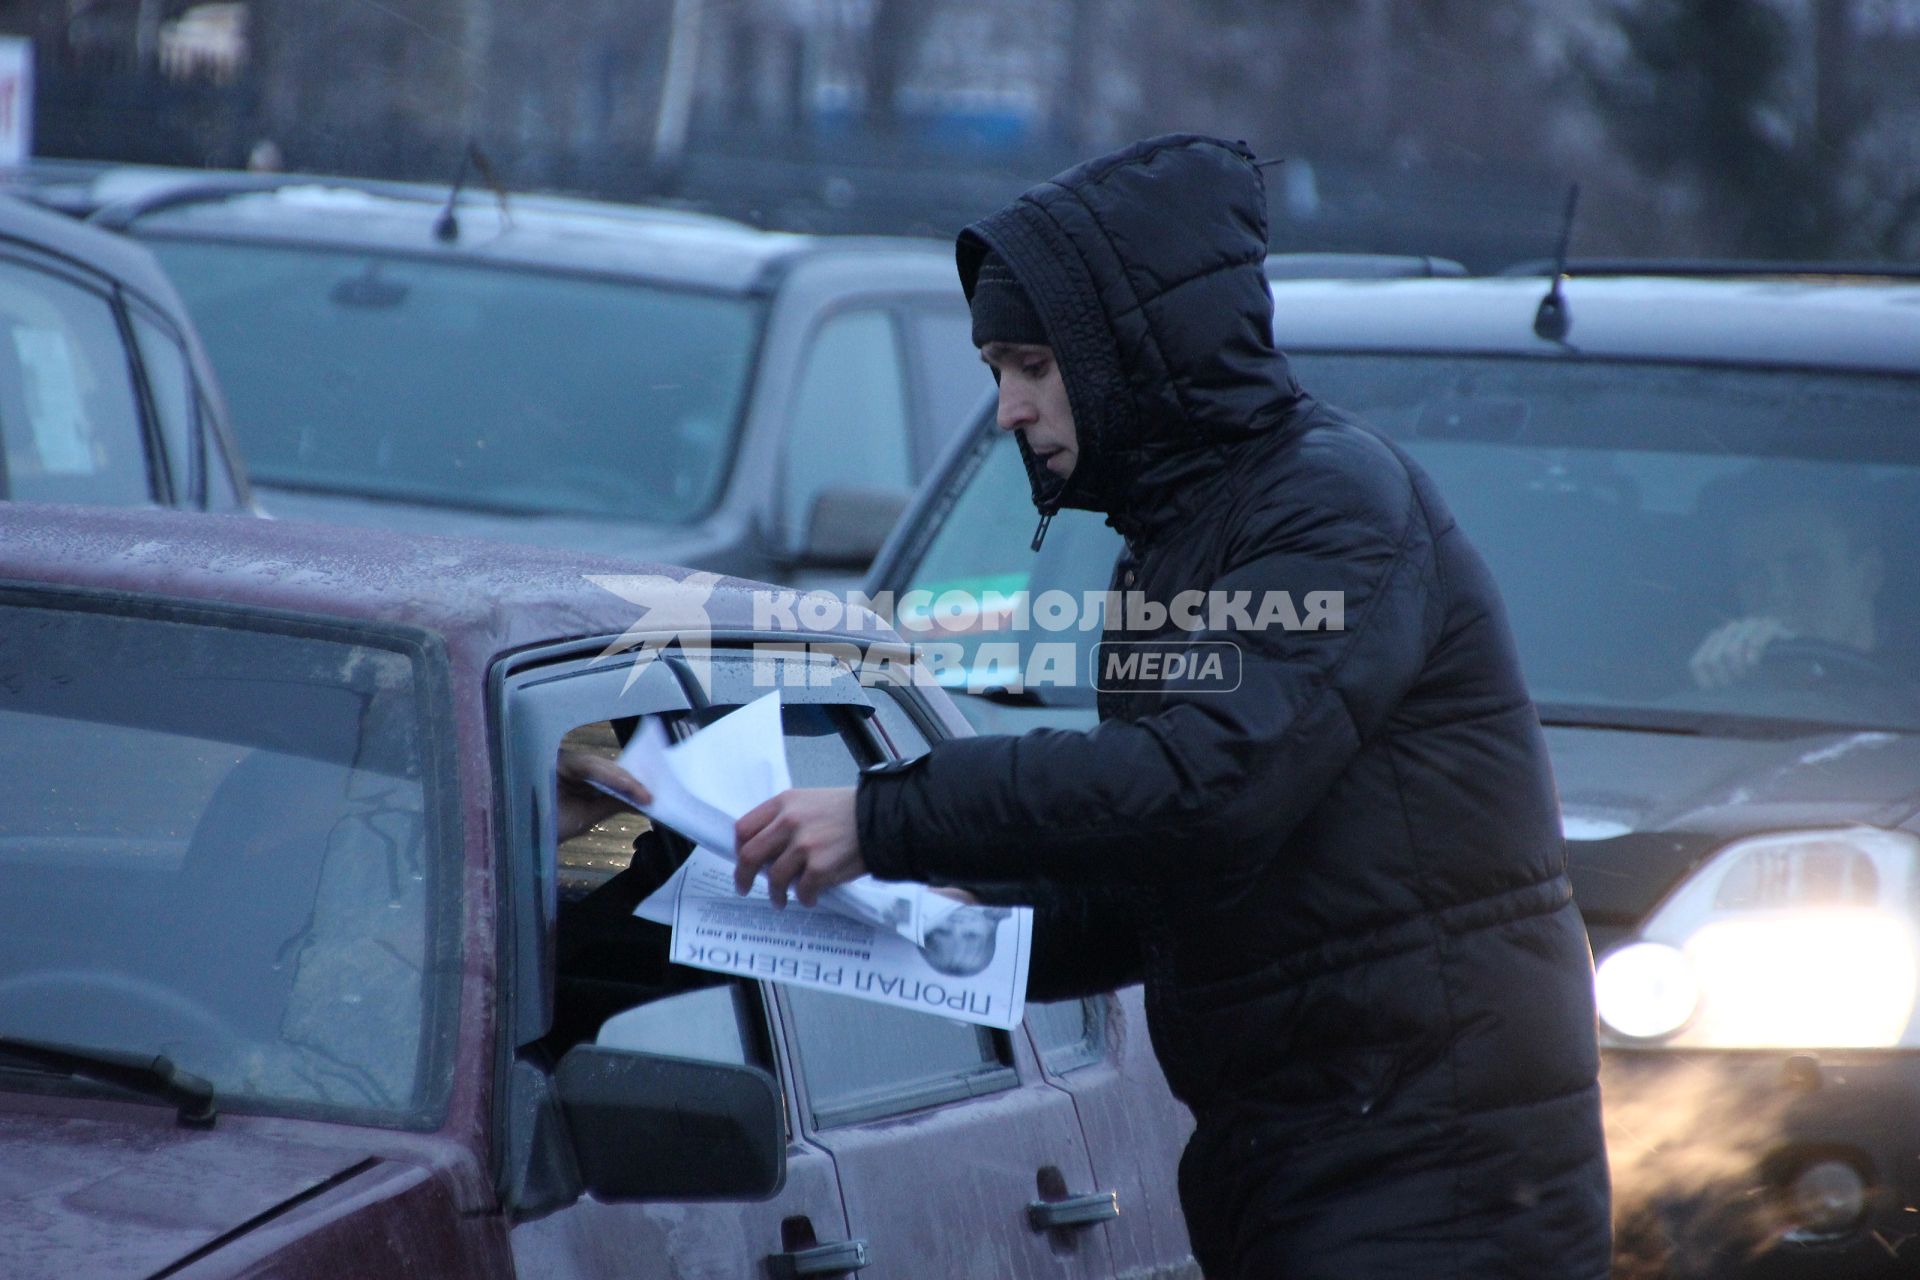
top-left (122, 177), bottom-right (908, 294)
top-left (1266, 275), bottom-right (1920, 374)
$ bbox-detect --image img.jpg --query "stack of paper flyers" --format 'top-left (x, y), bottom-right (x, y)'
top-left (605, 692), bottom-right (1032, 1030)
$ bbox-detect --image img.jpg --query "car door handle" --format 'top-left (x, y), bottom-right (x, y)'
top-left (765, 1237), bottom-right (872, 1278)
top-left (1027, 1189), bottom-right (1120, 1230)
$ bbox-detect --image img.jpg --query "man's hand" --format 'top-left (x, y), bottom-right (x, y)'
top-left (734, 787), bottom-right (864, 909)
top-left (556, 751), bottom-right (652, 844)
top-left (1690, 616), bottom-right (1796, 689)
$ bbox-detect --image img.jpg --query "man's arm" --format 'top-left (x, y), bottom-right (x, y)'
top-left (965, 880), bottom-right (1145, 1000)
top-left (857, 475), bottom-right (1439, 889)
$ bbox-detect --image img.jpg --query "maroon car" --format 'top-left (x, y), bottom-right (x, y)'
top-left (0, 504), bottom-right (1196, 1280)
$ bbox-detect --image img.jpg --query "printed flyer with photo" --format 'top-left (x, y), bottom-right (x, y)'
top-left (602, 691), bottom-right (1032, 1029)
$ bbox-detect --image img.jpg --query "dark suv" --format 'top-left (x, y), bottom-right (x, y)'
top-left (868, 265), bottom-right (1920, 1278)
top-left (87, 169), bottom-right (989, 585)
top-left (0, 190), bottom-right (249, 510)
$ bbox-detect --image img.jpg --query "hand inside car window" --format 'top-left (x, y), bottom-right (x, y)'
top-left (556, 747), bottom-right (651, 844)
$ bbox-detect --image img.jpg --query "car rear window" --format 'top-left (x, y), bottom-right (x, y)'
top-left (147, 238), bottom-right (760, 523)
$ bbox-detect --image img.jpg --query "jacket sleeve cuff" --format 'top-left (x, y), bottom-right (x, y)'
top-left (856, 758), bottom-right (925, 882)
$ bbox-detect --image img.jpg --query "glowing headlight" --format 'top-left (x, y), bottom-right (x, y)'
top-left (1596, 828), bottom-right (1920, 1049)
top-left (1594, 942), bottom-right (1698, 1040)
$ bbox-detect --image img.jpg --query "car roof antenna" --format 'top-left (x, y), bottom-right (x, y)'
top-left (432, 147), bottom-right (470, 244)
top-left (1533, 182), bottom-right (1580, 344)
top-left (432, 143), bottom-right (511, 245)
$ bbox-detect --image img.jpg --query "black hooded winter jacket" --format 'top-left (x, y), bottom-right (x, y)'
top-left (856, 135), bottom-right (1612, 1280)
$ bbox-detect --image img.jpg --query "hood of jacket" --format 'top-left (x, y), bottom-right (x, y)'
top-left (956, 133), bottom-right (1304, 541)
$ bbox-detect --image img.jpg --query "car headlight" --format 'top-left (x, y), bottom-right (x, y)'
top-left (1594, 828), bottom-right (1920, 1049)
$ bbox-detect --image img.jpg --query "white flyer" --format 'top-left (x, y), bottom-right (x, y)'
top-left (605, 692), bottom-right (1032, 1029)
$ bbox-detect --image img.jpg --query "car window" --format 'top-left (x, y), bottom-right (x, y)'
top-left (549, 719), bottom-right (776, 1072)
top-left (868, 682), bottom-right (1102, 1076)
top-left (867, 687), bottom-right (931, 760)
top-left (596, 984), bottom-right (760, 1064)
top-left (1026, 998), bottom-right (1104, 1074)
top-left (534, 676), bottom-right (884, 1057)
top-left (905, 306), bottom-right (992, 470)
top-left (784, 308), bottom-right (912, 549)
top-left (524, 660), bottom-right (1016, 1130)
top-left (0, 600), bottom-right (452, 1125)
top-left (764, 699), bottom-right (1016, 1126)
top-left (147, 239), bottom-right (759, 523)
top-left (128, 311), bottom-right (200, 506)
top-left (857, 690), bottom-right (1103, 1081)
top-left (201, 390), bottom-right (243, 510)
top-left (0, 259), bottom-right (150, 505)
top-left (899, 426), bottom-right (1119, 707)
top-left (784, 983), bottom-right (1011, 1127)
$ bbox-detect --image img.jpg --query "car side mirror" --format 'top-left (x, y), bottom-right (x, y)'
top-left (800, 485), bottom-right (911, 567)
top-left (554, 1046), bottom-right (785, 1202)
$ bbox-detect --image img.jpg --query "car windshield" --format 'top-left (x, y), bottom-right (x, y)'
top-left (899, 355), bottom-right (1920, 733)
top-left (0, 601), bottom-right (454, 1126)
top-left (147, 238), bottom-right (760, 522)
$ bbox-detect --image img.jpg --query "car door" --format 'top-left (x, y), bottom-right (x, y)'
top-left (776, 983), bottom-right (1119, 1280)
top-left (770, 678), bottom-right (1120, 1280)
top-left (869, 681), bottom-right (1197, 1275)
top-left (899, 301), bottom-right (992, 474)
top-left (778, 305), bottom-right (919, 585)
top-left (1025, 991), bottom-right (1201, 1280)
top-left (499, 653), bottom-right (859, 1280)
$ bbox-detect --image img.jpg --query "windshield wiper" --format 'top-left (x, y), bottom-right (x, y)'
top-left (0, 1035), bottom-right (216, 1127)
top-left (1536, 701), bottom-right (1907, 740)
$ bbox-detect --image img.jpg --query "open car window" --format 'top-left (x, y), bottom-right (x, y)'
top-left (518, 652), bottom-right (1022, 1135)
top-left (546, 717), bottom-right (775, 1072)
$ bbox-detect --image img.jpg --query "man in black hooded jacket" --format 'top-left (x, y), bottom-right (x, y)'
top-left (733, 134), bottom-right (1612, 1279)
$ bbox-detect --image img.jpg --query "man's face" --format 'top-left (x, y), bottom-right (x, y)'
top-left (1730, 506), bottom-right (1883, 645)
top-left (980, 342), bottom-right (1078, 478)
